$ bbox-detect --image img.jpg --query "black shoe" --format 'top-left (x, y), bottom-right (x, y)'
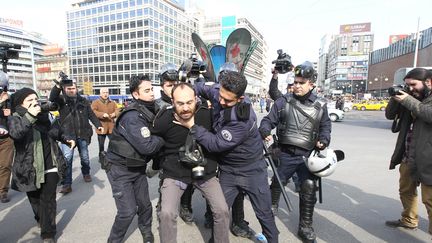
top-left (385, 219), bottom-right (417, 230)
top-left (142, 231), bottom-right (154, 243)
top-left (179, 206), bottom-right (194, 224)
top-left (298, 226), bottom-right (316, 243)
top-left (231, 220), bottom-right (254, 238)
top-left (0, 193), bottom-right (10, 203)
top-left (42, 238), bottom-right (56, 243)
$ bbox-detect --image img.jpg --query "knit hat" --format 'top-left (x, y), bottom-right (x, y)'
top-left (11, 87), bottom-right (37, 109)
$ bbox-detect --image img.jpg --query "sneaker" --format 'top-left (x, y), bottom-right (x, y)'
top-left (179, 206), bottom-right (194, 224)
top-left (42, 238), bottom-right (56, 243)
top-left (83, 174), bottom-right (92, 182)
top-left (231, 221), bottom-right (255, 238)
top-left (385, 219), bottom-right (417, 230)
top-left (0, 193), bottom-right (10, 203)
top-left (59, 186), bottom-right (72, 194)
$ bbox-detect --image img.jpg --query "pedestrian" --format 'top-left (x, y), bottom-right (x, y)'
top-left (91, 87), bottom-right (120, 161)
top-left (260, 62), bottom-right (331, 243)
top-left (259, 96), bottom-right (265, 113)
top-left (177, 71), bottom-right (279, 243)
top-left (385, 68), bottom-right (432, 234)
top-left (104, 75), bottom-right (164, 243)
top-left (0, 76), bottom-right (14, 203)
top-left (8, 87), bottom-right (73, 243)
top-left (152, 82), bottom-right (230, 243)
top-left (49, 78), bottom-right (103, 193)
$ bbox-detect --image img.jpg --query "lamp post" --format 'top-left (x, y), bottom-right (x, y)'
top-left (374, 75), bottom-right (389, 98)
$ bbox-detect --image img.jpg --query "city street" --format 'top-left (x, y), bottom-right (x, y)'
top-left (0, 110), bottom-right (431, 243)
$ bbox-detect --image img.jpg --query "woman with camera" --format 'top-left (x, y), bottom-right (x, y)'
top-left (8, 87), bottom-right (74, 243)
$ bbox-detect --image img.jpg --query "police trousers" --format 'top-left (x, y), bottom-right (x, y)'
top-left (107, 164), bottom-right (152, 243)
top-left (158, 177), bottom-right (230, 243)
top-left (219, 164), bottom-right (279, 243)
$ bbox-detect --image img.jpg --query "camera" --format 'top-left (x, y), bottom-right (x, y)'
top-left (55, 71), bottom-right (73, 87)
top-left (388, 85), bottom-right (409, 96)
top-left (272, 49), bottom-right (293, 74)
top-left (38, 100), bottom-right (59, 113)
top-left (178, 54), bottom-right (207, 82)
top-left (179, 134), bottom-right (207, 179)
top-left (0, 43), bottom-right (20, 63)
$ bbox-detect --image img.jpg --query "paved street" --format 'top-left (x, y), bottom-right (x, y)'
top-left (0, 109), bottom-right (431, 243)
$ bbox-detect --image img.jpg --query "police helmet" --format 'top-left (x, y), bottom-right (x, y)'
top-left (159, 63), bottom-right (178, 84)
top-left (305, 149), bottom-right (344, 177)
top-left (294, 61), bottom-right (317, 82)
top-left (0, 71), bottom-right (9, 92)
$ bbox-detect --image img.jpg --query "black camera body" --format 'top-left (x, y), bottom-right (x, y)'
top-left (38, 100), bottom-right (59, 113)
top-left (57, 71), bottom-right (74, 87)
top-left (388, 85), bottom-right (409, 96)
top-left (179, 134), bottom-right (207, 179)
top-left (0, 43), bottom-right (20, 63)
top-left (178, 54), bottom-right (207, 82)
top-left (272, 49), bottom-right (293, 74)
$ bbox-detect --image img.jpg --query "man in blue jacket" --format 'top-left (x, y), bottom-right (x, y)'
top-left (174, 71), bottom-right (279, 243)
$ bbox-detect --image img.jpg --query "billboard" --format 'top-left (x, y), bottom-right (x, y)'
top-left (389, 34), bottom-right (409, 44)
top-left (340, 22), bottom-right (371, 34)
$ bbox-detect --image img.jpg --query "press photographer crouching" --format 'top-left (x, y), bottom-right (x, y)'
top-left (49, 72), bottom-right (103, 193)
top-left (385, 68), bottom-right (432, 234)
top-left (8, 87), bottom-right (74, 242)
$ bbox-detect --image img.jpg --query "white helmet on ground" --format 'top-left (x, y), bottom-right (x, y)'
top-left (305, 149), bottom-right (344, 177)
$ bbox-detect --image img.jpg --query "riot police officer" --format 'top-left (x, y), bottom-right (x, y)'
top-left (175, 71), bottom-right (279, 243)
top-left (105, 75), bottom-right (164, 243)
top-left (259, 62), bottom-right (332, 243)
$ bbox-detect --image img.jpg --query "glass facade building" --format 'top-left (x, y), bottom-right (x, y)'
top-left (67, 0), bottom-right (198, 95)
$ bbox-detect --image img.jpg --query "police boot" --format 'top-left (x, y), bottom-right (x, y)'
top-left (298, 179), bottom-right (317, 243)
top-left (270, 179), bottom-right (287, 215)
top-left (179, 185), bottom-right (194, 224)
top-left (139, 225), bottom-right (154, 243)
top-left (231, 193), bottom-right (254, 238)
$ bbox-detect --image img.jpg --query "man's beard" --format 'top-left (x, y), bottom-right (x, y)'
top-left (174, 106), bottom-right (195, 121)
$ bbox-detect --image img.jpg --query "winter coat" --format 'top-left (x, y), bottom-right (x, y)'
top-left (385, 98), bottom-right (413, 170)
top-left (49, 86), bottom-right (101, 143)
top-left (400, 94), bottom-right (432, 185)
top-left (8, 107), bottom-right (70, 192)
top-left (91, 98), bottom-right (119, 135)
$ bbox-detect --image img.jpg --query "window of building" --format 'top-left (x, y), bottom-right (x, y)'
top-left (118, 65), bottom-right (123, 71)
top-left (112, 55), bottom-right (117, 61)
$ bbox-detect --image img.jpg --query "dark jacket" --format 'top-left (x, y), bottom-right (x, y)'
top-left (49, 86), bottom-right (101, 143)
top-left (400, 94), bottom-right (432, 185)
top-left (385, 97), bottom-right (413, 170)
top-left (8, 107), bottom-right (69, 192)
top-left (259, 93), bottom-right (332, 156)
top-left (269, 77), bottom-right (283, 101)
top-left (151, 105), bottom-right (217, 184)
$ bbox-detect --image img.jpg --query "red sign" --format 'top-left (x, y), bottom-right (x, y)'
top-left (340, 23), bottom-right (371, 34)
top-left (37, 67), bottom-right (51, 73)
top-left (389, 34), bottom-right (409, 44)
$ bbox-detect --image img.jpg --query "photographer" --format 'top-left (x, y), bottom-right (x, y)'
top-left (8, 87), bottom-right (74, 242)
top-left (385, 68), bottom-right (432, 234)
top-left (0, 74), bottom-right (13, 203)
top-left (259, 62), bottom-right (331, 243)
top-left (49, 76), bottom-right (103, 193)
top-left (152, 83), bottom-right (229, 243)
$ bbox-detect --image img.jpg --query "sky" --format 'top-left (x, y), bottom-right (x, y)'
top-left (1, 0), bottom-right (432, 68)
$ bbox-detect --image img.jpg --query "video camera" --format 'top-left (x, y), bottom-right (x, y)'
top-left (178, 53), bottom-right (207, 82)
top-left (388, 85), bottom-right (409, 96)
top-left (272, 49), bottom-right (293, 74)
top-left (54, 71), bottom-right (74, 87)
top-left (0, 43), bottom-right (20, 64)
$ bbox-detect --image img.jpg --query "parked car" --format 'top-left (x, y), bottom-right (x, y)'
top-left (352, 101), bottom-right (388, 111)
top-left (327, 108), bottom-right (344, 122)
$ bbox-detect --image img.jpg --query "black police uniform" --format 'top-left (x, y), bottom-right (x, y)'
top-left (191, 83), bottom-right (279, 243)
top-left (259, 91), bottom-right (331, 242)
top-left (105, 100), bottom-right (164, 243)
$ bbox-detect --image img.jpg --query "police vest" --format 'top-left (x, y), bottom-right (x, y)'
top-left (277, 95), bottom-right (324, 150)
top-left (108, 102), bottom-right (155, 167)
top-left (155, 98), bottom-right (170, 113)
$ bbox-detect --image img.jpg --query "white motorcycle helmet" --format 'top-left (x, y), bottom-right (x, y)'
top-left (305, 149), bottom-right (344, 177)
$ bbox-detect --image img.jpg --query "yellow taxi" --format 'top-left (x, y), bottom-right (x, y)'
top-left (352, 100), bottom-right (388, 111)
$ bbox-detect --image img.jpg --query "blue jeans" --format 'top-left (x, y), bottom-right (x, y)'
top-left (61, 138), bottom-right (91, 186)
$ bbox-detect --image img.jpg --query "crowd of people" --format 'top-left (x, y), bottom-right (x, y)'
top-left (0, 63), bottom-right (431, 243)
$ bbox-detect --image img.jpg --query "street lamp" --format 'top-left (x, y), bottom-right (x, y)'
top-left (374, 75), bottom-right (389, 98)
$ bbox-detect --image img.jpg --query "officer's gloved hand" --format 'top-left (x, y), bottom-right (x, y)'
top-left (315, 141), bottom-right (327, 150)
top-left (259, 128), bottom-right (270, 140)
